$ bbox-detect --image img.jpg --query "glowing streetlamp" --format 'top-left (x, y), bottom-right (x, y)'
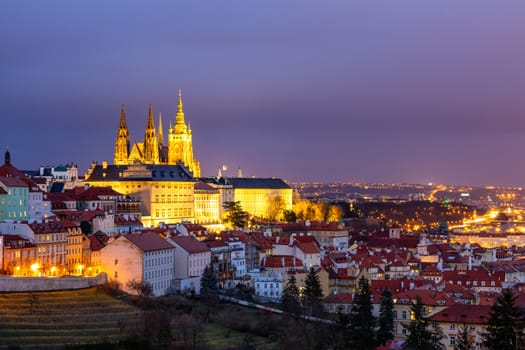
top-left (30, 263), bottom-right (40, 276)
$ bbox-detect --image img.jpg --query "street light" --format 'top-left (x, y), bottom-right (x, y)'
top-left (30, 263), bottom-right (40, 276)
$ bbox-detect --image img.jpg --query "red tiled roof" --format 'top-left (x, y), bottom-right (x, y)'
top-left (430, 304), bottom-right (492, 324)
top-left (114, 214), bottom-right (142, 225)
top-left (1, 234), bottom-right (36, 248)
top-left (0, 164), bottom-right (40, 192)
top-left (442, 269), bottom-right (504, 286)
top-left (53, 210), bottom-right (105, 222)
top-left (29, 220), bottom-right (72, 233)
top-left (183, 223), bottom-right (208, 232)
top-left (295, 241), bottom-right (321, 255)
top-left (47, 192), bottom-right (77, 202)
top-left (324, 293), bottom-right (353, 304)
top-left (0, 176), bottom-right (28, 188)
top-left (328, 252), bottom-right (348, 263)
top-left (262, 255), bottom-right (304, 269)
top-left (87, 236), bottom-right (105, 251)
top-left (171, 236), bottom-right (211, 254)
top-left (391, 290), bottom-right (454, 307)
top-left (421, 264), bottom-right (442, 276)
top-left (194, 181), bottom-right (219, 192)
top-left (205, 240), bottom-right (229, 248)
top-left (125, 233), bottom-right (174, 252)
top-left (76, 186), bottom-right (123, 201)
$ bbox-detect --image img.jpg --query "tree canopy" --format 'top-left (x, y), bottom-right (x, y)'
top-left (223, 201), bottom-right (248, 229)
top-left (281, 274), bottom-right (301, 316)
top-left (402, 296), bottom-right (445, 350)
top-left (377, 289), bottom-right (394, 346)
top-left (303, 267), bottom-right (324, 316)
top-left (481, 289), bottom-right (525, 350)
top-left (349, 276), bottom-right (376, 349)
top-left (200, 265), bottom-right (218, 295)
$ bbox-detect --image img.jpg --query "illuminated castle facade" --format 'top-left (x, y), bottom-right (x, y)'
top-left (114, 90), bottom-right (201, 177)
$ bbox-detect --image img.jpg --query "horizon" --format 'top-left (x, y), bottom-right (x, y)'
top-left (3, 1), bottom-right (525, 187)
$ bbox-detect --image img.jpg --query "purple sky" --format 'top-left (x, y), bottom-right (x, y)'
top-left (2, 1), bottom-right (525, 187)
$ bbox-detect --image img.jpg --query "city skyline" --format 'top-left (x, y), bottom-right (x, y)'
top-left (2, 1), bottom-right (525, 187)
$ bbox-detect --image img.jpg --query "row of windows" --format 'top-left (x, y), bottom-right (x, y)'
top-left (154, 184), bottom-right (192, 190)
top-left (153, 194), bottom-right (192, 203)
top-left (7, 211), bottom-right (27, 218)
top-left (145, 268), bottom-right (172, 280)
top-left (11, 251), bottom-right (36, 258)
top-left (145, 255), bottom-right (173, 267)
top-left (456, 280), bottom-right (495, 287)
top-left (67, 247), bottom-right (81, 255)
top-left (38, 245), bottom-right (66, 254)
top-left (262, 290), bottom-right (280, 297)
top-left (36, 234), bottom-right (67, 243)
top-left (189, 258), bottom-right (208, 268)
top-left (155, 208), bottom-right (192, 218)
top-left (151, 279), bottom-right (172, 292)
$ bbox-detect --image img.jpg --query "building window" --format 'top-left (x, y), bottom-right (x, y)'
top-left (450, 324), bottom-right (455, 330)
top-left (450, 336), bottom-right (456, 346)
top-left (402, 311), bottom-right (407, 320)
top-left (115, 259), bottom-right (118, 265)
top-left (114, 271), bottom-right (118, 278)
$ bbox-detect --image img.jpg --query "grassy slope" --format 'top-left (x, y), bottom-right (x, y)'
top-left (0, 288), bottom-right (280, 350)
top-left (0, 288), bottom-right (139, 350)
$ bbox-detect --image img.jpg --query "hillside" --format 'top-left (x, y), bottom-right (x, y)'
top-left (0, 288), bottom-right (140, 350)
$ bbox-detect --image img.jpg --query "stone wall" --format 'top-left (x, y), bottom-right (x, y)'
top-left (0, 273), bottom-right (108, 292)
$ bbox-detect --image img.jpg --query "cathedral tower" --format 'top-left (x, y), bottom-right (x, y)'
top-left (114, 104), bottom-right (130, 165)
top-left (112, 91), bottom-right (200, 175)
top-left (143, 104), bottom-right (159, 164)
top-left (168, 90), bottom-right (201, 176)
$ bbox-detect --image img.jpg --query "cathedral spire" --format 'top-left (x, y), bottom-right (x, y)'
top-left (114, 104), bottom-right (130, 165)
top-left (158, 112), bottom-right (164, 146)
top-left (143, 104), bottom-right (159, 164)
top-left (174, 89), bottom-right (187, 133)
top-left (119, 104), bottom-right (127, 129)
top-left (146, 104), bottom-right (155, 129)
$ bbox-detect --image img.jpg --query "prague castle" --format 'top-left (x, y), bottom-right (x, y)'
top-left (86, 91), bottom-right (292, 228)
top-left (114, 90), bottom-right (201, 177)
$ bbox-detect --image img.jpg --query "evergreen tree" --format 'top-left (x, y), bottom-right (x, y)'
top-left (481, 289), bottom-right (525, 350)
top-left (223, 201), bottom-right (248, 229)
top-left (282, 209), bottom-right (297, 223)
top-left (402, 296), bottom-right (445, 350)
top-left (455, 324), bottom-right (474, 350)
top-left (281, 274), bottom-right (301, 316)
top-left (303, 267), bottom-right (324, 316)
top-left (349, 276), bottom-right (376, 350)
top-left (334, 309), bottom-right (352, 350)
top-left (200, 265), bottom-right (218, 295)
top-left (377, 289), bottom-right (395, 346)
top-left (429, 322), bottom-right (446, 350)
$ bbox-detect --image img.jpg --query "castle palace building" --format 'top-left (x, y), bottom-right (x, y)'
top-left (114, 90), bottom-right (201, 177)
